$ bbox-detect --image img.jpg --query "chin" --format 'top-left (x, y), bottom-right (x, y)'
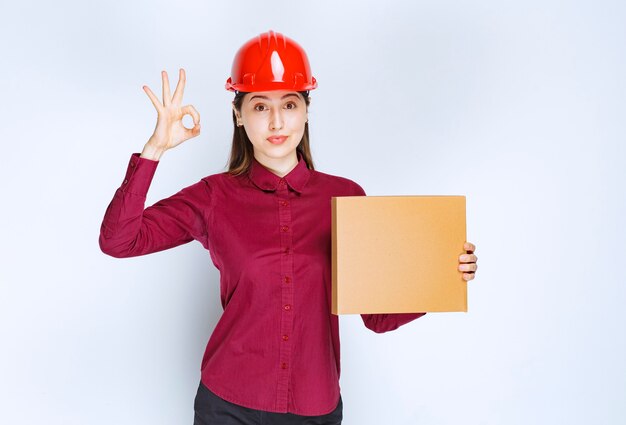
top-left (268, 142), bottom-right (299, 152)
top-left (266, 150), bottom-right (297, 159)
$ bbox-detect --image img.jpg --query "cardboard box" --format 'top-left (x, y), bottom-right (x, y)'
top-left (331, 196), bottom-right (467, 314)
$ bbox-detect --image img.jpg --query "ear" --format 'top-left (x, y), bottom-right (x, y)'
top-left (306, 96), bottom-right (311, 120)
top-left (231, 103), bottom-right (241, 119)
top-left (232, 104), bottom-right (243, 126)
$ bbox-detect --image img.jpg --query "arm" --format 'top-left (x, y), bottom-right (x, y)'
top-left (100, 68), bottom-right (207, 257)
top-left (348, 181), bottom-right (427, 333)
top-left (99, 153), bottom-right (210, 258)
top-left (359, 240), bottom-right (478, 335)
top-left (360, 312), bottom-right (427, 333)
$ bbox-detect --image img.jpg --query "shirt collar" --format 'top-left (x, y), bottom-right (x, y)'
top-left (248, 152), bottom-right (311, 194)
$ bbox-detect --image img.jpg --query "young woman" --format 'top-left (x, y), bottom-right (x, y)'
top-left (99, 30), bottom-right (478, 425)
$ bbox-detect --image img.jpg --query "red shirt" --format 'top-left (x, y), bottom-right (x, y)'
top-left (99, 152), bottom-right (425, 415)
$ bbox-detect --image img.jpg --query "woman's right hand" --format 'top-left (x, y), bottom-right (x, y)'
top-left (140, 68), bottom-right (201, 161)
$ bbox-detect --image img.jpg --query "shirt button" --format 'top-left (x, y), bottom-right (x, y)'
top-left (284, 304), bottom-right (291, 311)
top-left (281, 362), bottom-right (288, 369)
top-left (280, 200), bottom-right (289, 206)
top-left (284, 247), bottom-right (290, 254)
top-left (284, 276), bottom-right (291, 284)
top-left (281, 225), bottom-right (289, 232)
top-left (282, 335), bottom-right (289, 341)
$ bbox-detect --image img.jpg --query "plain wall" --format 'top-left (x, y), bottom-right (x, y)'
top-left (1, 0), bottom-right (625, 424)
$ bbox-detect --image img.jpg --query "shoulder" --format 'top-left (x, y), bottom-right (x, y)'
top-left (200, 170), bottom-right (249, 187)
top-left (169, 171), bottom-right (238, 209)
top-left (197, 170), bottom-right (254, 195)
top-left (174, 171), bottom-right (231, 197)
top-left (310, 169), bottom-right (366, 196)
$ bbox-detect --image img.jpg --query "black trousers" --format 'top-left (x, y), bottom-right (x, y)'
top-left (193, 381), bottom-right (343, 425)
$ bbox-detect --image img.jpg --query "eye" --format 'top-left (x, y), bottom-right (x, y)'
top-left (285, 102), bottom-right (297, 110)
top-left (254, 104), bottom-right (268, 112)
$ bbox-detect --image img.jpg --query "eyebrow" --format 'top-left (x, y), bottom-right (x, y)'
top-left (248, 93), bottom-right (301, 102)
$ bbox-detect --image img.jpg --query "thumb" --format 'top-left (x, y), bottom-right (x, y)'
top-left (184, 121), bottom-right (201, 140)
top-left (181, 104), bottom-right (201, 127)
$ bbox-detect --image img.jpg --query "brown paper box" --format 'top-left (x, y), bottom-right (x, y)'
top-left (331, 195), bottom-right (467, 314)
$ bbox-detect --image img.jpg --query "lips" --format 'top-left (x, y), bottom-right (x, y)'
top-left (267, 135), bottom-right (288, 144)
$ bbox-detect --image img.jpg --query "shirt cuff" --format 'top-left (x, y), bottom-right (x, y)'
top-left (119, 153), bottom-right (159, 196)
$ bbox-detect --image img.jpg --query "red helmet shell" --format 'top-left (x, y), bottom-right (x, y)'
top-left (226, 30), bottom-right (317, 92)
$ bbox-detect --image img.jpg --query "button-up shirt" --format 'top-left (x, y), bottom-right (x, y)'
top-left (99, 152), bottom-right (425, 415)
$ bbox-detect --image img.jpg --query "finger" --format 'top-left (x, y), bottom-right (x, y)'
top-left (162, 70), bottom-right (172, 107)
top-left (182, 104), bottom-right (201, 126)
top-left (142, 85), bottom-right (162, 112)
top-left (464, 242), bottom-right (476, 253)
top-left (458, 263), bottom-right (478, 272)
top-left (459, 253), bottom-right (478, 263)
top-left (184, 121), bottom-right (201, 140)
top-left (172, 68), bottom-right (186, 105)
top-left (463, 272), bottom-right (475, 281)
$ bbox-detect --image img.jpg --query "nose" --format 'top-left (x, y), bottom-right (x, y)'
top-left (269, 108), bottom-right (284, 130)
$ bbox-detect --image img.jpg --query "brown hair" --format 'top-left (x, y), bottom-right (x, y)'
top-left (227, 91), bottom-right (315, 175)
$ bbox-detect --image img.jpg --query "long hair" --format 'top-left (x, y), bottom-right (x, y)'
top-left (227, 91), bottom-right (314, 175)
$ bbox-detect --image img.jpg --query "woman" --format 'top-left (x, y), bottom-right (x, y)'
top-left (99, 30), bottom-right (478, 425)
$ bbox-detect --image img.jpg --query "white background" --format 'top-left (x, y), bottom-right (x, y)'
top-left (1, 0), bottom-right (625, 424)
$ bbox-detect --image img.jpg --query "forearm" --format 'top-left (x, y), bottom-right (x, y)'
top-left (360, 312), bottom-right (426, 333)
top-left (99, 153), bottom-right (162, 257)
top-left (99, 152), bottom-right (209, 258)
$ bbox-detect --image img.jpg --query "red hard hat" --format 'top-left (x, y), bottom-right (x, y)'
top-left (226, 30), bottom-right (317, 92)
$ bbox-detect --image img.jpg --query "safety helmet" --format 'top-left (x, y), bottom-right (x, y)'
top-left (225, 30), bottom-right (317, 92)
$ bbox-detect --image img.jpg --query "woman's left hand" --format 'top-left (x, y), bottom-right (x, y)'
top-left (459, 242), bottom-right (478, 281)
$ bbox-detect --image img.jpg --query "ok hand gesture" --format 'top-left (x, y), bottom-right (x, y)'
top-left (141, 68), bottom-right (201, 160)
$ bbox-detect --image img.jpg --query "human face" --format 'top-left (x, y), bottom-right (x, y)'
top-left (234, 90), bottom-right (308, 169)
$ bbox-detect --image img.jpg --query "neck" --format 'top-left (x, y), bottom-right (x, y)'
top-left (254, 152), bottom-right (299, 177)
